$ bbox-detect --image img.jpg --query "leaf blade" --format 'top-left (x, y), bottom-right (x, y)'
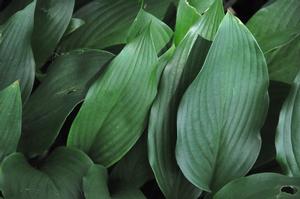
top-left (176, 13), bottom-right (269, 192)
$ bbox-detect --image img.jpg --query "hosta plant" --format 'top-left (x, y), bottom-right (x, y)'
top-left (0, 0), bottom-right (300, 198)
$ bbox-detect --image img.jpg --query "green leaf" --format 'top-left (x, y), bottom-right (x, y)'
top-left (1, 147), bottom-right (93, 199)
top-left (142, 0), bottom-right (173, 19)
top-left (18, 50), bottom-right (114, 157)
top-left (174, 0), bottom-right (215, 45)
top-left (0, 0), bottom-right (31, 24)
top-left (63, 18), bottom-right (85, 37)
top-left (213, 173), bottom-right (300, 199)
top-left (67, 27), bottom-right (158, 167)
top-left (254, 81), bottom-right (290, 168)
top-left (176, 13), bottom-right (269, 192)
top-left (0, 0), bottom-right (36, 102)
top-left (59, 0), bottom-right (140, 52)
top-left (59, 0), bottom-right (172, 52)
top-left (148, 2), bottom-right (223, 198)
top-left (127, 9), bottom-right (173, 53)
top-left (83, 164), bottom-right (146, 199)
top-left (83, 165), bottom-right (111, 199)
top-left (110, 133), bottom-right (153, 188)
top-left (32, 0), bottom-right (75, 68)
top-left (276, 72), bottom-right (300, 176)
top-left (0, 82), bottom-right (22, 162)
top-left (247, 0), bottom-right (300, 84)
top-left (111, 187), bottom-right (146, 199)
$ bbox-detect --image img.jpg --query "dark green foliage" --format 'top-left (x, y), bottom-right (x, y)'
top-left (0, 0), bottom-right (299, 199)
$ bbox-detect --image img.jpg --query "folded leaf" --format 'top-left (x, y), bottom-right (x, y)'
top-left (32, 0), bottom-right (75, 68)
top-left (174, 0), bottom-right (214, 45)
top-left (18, 49), bottom-right (114, 157)
top-left (0, 82), bottom-right (22, 162)
top-left (148, 1), bottom-right (223, 198)
top-left (127, 9), bottom-right (173, 53)
top-left (67, 26), bottom-right (158, 167)
top-left (276, 72), bottom-right (300, 176)
top-left (213, 173), bottom-right (300, 199)
top-left (176, 13), bottom-right (269, 192)
top-left (247, 0), bottom-right (300, 84)
top-left (0, 0), bottom-right (36, 102)
top-left (1, 147), bottom-right (93, 199)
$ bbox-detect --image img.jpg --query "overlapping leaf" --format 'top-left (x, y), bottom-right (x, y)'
top-left (0, 0), bottom-right (31, 24)
top-left (214, 173), bottom-right (300, 199)
top-left (247, 0), bottom-right (300, 84)
top-left (32, 0), bottom-right (75, 68)
top-left (0, 0), bottom-right (36, 102)
top-left (0, 82), bottom-right (21, 162)
top-left (67, 20), bottom-right (166, 166)
top-left (1, 147), bottom-right (93, 199)
top-left (174, 0), bottom-right (214, 45)
top-left (148, 1), bottom-right (223, 198)
top-left (276, 71), bottom-right (300, 176)
top-left (83, 164), bottom-right (146, 199)
top-left (176, 13), bottom-right (269, 192)
top-left (18, 50), bottom-right (114, 157)
top-left (127, 9), bottom-right (173, 53)
top-left (59, 0), bottom-right (172, 52)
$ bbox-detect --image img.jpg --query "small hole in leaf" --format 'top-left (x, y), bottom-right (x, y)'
top-left (281, 186), bottom-right (297, 195)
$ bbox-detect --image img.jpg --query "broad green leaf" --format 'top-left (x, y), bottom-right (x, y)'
top-left (148, 2), bottom-right (223, 198)
top-left (176, 13), bottom-right (269, 192)
top-left (83, 165), bottom-right (111, 199)
top-left (32, 0), bottom-right (75, 68)
top-left (213, 173), bottom-right (300, 199)
top-left (247, 0), bottom-right (300, 84)
top-left (127, 9), bottom-right (173, 53)
top-left (110, 133), bottom-right (153, 188)
top-left (67, 27), bottom-right (158, 167)
top-left (1, 153), bottom-right (60, 199)
top-left (1, 147), bottom-right (93, 199)
top-left (18, 50), bottom-right (114, 157)
top-left (174, 0), bottom-right (214, 45)
top-left (276, 72), bottom-right (300, 176)
top-left (0, 0), bottom-right (36, 102)
top-left (59, 0), bottom-right (171, 52)
top-left (0, 82), bottom-right (21, 162)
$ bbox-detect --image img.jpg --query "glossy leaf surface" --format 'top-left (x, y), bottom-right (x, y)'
top-left (67, 26), bottom-right (159, 167)
top-left (176, 13), bottom-right (269, 192)
top-left (32, 0), bottom-right (75, 68)
top-left (0, 82), bottom-right (22, 162)
top-left (276, 72), bottom-right (300, 176)
top-left (148, 1), bottom-right (223, 197)
top-left (214, 173), bottom-right (300, 199)
top-left (0, 0), bottom-right (36, 102)
top-left (247, 0), bottom-right (300, 84)
top-left (18, 50), bottom-right (114, 157)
